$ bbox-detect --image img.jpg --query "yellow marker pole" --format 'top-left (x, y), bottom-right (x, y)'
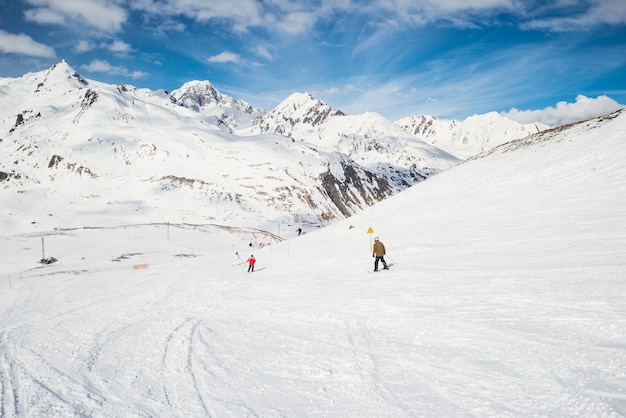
top-left (367, 226), bottom-right (374, 253)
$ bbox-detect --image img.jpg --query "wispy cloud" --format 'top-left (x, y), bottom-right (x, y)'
top-left (81, 59), bottom-right (147, 79)
top-left (272, 11), bottom-right (318, 34)
top-left (208, 51), bottom-right (241, 64)
top-left (253, 46), bottom-right (274, 61)
top-left (23, 6), bottom-right (66, 26)
top-left (24, 0), bottom-right (127, 32)
top-left (131, 1), bottom-right (340, 35)
top-left (0, 30), bottom-right (56, 58)
top-left (74, 39), bottom-right (133, 57)
top-left (105, 40), bottom-right (133, 56)
top-left (74, 40), bottom-right (95, 53)
top-left (524, 0), bottom-right (626, 31)
top-left (360, 0), bottom-right (515, 28)
top-left (326, 41), bottom-right (552, 119)
top-left (136, 0), bottom-right (265, 33)
top-left (18, 0), bottom-right (623, 49)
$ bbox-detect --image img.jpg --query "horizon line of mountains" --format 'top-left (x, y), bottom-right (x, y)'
top-left (1, 60), bottom-right (607, 232)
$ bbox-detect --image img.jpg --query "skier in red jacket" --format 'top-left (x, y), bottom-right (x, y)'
top-left (247, 254), bottom-right (256, 272)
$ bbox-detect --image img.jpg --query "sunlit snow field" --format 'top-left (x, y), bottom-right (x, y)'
top-left (1, 113), bottom-right (626, 416)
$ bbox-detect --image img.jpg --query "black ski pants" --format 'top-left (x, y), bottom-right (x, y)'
top-left (374, 256), bottom-right (387, 271)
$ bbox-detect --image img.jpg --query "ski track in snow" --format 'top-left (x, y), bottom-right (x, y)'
top-left (344, 319), bottom-right (412, 415)
top-left (0, 333), bottom-right (20, 418)
top-left (1, 228), bottom-right (625, 417)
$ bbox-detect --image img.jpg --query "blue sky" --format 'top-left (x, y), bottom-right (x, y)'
top-left (1, 0), bottom-right (625, 125)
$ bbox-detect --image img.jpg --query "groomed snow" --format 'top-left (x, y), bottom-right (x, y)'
top-left (1, 111), bottom-right (625, 416)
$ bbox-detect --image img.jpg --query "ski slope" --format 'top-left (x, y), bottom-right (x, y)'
top-left (1, 111), bottom-right (625, 416)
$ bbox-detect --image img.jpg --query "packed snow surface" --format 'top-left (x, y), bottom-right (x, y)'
top-left (1, 111), bottom-right (625, 416)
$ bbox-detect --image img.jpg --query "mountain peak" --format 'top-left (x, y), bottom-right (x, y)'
top-left (275, 92), bottom-right (342, 117)
top-left (175, 80), bottom-right (218, 96)
top-left (42, 59), bottom-right (89, 88)
top-left (254, 92), bottom-right (345, 137)
top-left (171, 80), bottom-right (255, 115)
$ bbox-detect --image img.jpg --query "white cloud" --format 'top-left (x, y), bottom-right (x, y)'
top-left (130, 0), bottom-right (616, 41)
top-left (106, 40), bottom-right (133, 55)
top-left (24, 0), bottom-right (127, 32)
top-left (254, 46), bottom-right (274, 61)
top-left (0, 30), bottom-right (56, 58)
top-left (273, 11), bottom-right (318, 34)
top-left (524, 0), bottom-right (626, 31)
top-left (317, 86), bottom-right (341, 98)
top-left (23, 7), bottom-right (66, 25)
top-left (502, 95), bottom-right (625, 126)
top-left (132, 0), bottom-right (337, 35)
top-left (430, 0), bottom-right (513, 12)
top-left (74, 40), bottom-right (95, 53)
top-left (144, 0), bottom-right (264, 33)
top-left (81, 59), bottom-right (147, 79)
top-left (382, 0), bottom-right (514, 17)
top-left (61, 0), bottom-right (621, 45)
top-left (208, 51), bottom-right (241, 64)
top-left (363, 0), bottom-right (625, 31)
top-left (81, 59), bottom-right (113, 73)
top-left (355, 0), bottom-right (516, 29)
top-left (75, 40), bottom-right (132, 56)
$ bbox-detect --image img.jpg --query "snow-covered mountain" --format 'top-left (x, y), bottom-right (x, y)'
top-left (170, 80), bottom-right (262, 132)
top-left (0, 59), bottom-right (594, 237)
top-left (248, 92), bottom-right (460, 188)
top-left (2, 61), bottom-right (433, 233)
top-left (395, 113), bottom-right (549, 160)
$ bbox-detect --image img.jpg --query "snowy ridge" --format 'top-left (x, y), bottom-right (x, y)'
top-left (0, 106), bottom-right (624, 416)
top-left (395, 112), bottom-right (549, 159)
top-left (468, 108), bottom-right (626, 161)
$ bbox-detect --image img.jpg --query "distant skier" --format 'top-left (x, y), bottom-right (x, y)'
top-left (233, 251), bottom-right (241, 265)
top-left (297, 227), bottom-right (302, 236)
top-left (372, 237), bottom-right (389, 271)
top-left (247, 254), bottom-right (256, 272)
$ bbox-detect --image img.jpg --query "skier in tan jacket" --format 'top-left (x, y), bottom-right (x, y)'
top-left (372, 237), bottom-right (389, 271)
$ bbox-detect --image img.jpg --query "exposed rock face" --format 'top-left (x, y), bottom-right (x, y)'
top-left (0, 170), bottom-right (23, 183)
top-left (319, 160), bottom-right (392, 218)
top-left (48, 155), bottom-right (64, 168)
